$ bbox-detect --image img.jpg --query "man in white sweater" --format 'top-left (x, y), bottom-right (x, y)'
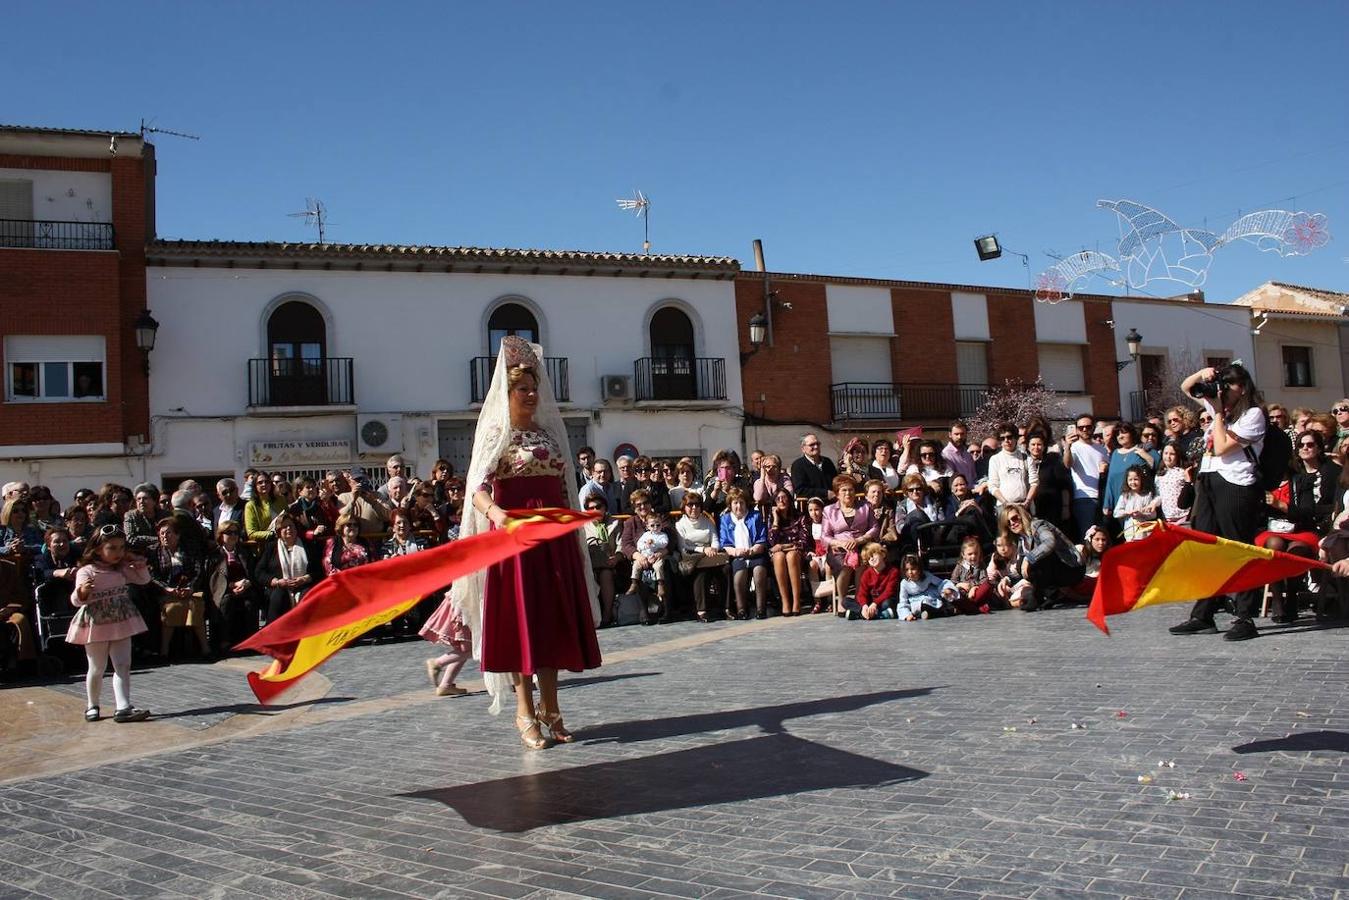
top-left (986, 424), bottom-right (1032, 509)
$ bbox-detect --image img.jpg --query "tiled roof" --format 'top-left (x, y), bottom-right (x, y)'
top-left (1231, 281), bottom-right (1349, 318)
top-left (147, 239), bottom-right (738, 273)
top-left (0, 124), bottom-right (140, 138)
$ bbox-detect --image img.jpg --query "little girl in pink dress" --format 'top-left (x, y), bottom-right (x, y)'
top-left (420, 595), bottom-right (473, 697)
top-left (67, 527), bottom-right (152, 723)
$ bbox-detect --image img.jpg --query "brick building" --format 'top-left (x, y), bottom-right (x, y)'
top-left (733, 270), bottom-right (1126, 460)
top-left (0, 126), bottom-right (156, 491)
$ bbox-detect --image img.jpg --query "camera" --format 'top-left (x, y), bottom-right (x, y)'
top-left (1188, 379), bottom-right (1221, 400)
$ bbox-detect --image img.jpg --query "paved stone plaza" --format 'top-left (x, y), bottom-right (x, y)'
top-left (1, 606), bottom-right (1346, 899)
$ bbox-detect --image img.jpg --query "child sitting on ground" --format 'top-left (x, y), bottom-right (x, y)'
top-left (844, 541), bottom-right (900, 620)
top-left (949, 535), bottom-right (994, 614)
top-left (989, 532), bottom-right (1034, 609)
top-left (895, 553), bottom-right (957, 621)
top-left (1113, 464), bottom-right (1159, 542)
top-left (629, 512), bottom-right (671, 623)
top-left (1063, 524), bottom-right (1110, 603)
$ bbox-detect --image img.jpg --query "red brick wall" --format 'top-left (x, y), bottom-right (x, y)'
top-left (890, 288), bottom-right (957, 383)
top-left (1082, 299), bottom-right (1120, 418)
top-left (985, 292), bottom-right (1040, 384)
top-left (0, 151), bottom-right (149, 449)
top-left (736, 277), bottom-right (832, 424)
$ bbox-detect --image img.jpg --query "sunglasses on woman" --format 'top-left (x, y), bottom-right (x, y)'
top-left (96, 524), bottom-right (124, 538)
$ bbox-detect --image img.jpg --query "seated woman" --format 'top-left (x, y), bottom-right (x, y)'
top-left (718, 487), bottom-right (770, 619)
top-left (862, 478), bottom-right (900, 557)
top-left (632, 455), bottom-right (671, 516)
top-left (897, 474), bottom-right (952, 550)
top-left (949, 473), bottom-right (995, 542)
top-left (866, 439), bottom-right (901, 491)
top-left (628, 510), bottom-right (674, 624)
top-left (667, 457), bottom-right (700, 510)
top-left (254, 513), bottom-right (317, 623)
top-left (148, 517), bottom-right (210, 659)
top-left (839, 437), bottom-right (870, 486)
top-left (767, 487), bottom-right (810, 617)
top-left (674, 491), bottom-right (727, 623)
top-left (28, 487), bottom-right (61, 533)
top-left (324, 514), bottom-right (372, 576)
top-left (287, 477), bottom-right (334, 552)
top-left (0, 499), bottom-right (45, 649)
top-left (906, 440), bottom-right (952, 500)
top-left (752, 454), bottom-right (794, 515)
top-left (63, 504), bottom-right (93, 553)
top-left (821, 474), bottom-right (878, 608)
top-left (405, 483), bottom-right (445, 541)
top-left (381, 508), bottom-right (426, 559)
top-left (583, 494), bottom-right (623, 627)
top-left (210, 521), bottom-right (261, 647)
top-left (702, 449), bottom-right (749, 517)
top-left (1259, 429), bottom-right (1340, 622)
top-left (998, 502), bottom-right (1085, 612)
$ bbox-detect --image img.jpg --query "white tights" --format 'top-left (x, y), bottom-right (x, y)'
top-left (85, 638), bottom-right (132, 711)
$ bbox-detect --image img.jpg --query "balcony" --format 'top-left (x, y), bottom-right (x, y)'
top-left (831, 382), bottom-right (990, 422)
top-left (634, 357), bottom-right (726, 402)
top-left (469, 356), bottom-right (570, 404)
top-left (248, 357), bottom-right (355, 408)
top-left (0, 219), bottom-right (115, 251)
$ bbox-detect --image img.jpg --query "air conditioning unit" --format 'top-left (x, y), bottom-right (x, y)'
top-left (601, 374), bottom-right (632, 403)
top-left (357, 414), bottom-right (403, 455)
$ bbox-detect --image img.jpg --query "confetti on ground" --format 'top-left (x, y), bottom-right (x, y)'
top-left (1116, 710), bottom-right (1128, 718)
top-left (1137, 774), bottom-right (1154, 784)
top-left (1295, 711), bottom-right (1310, 718)
top-left (1003, 726), bottom-right (1018, 733)
top-left (1165, 790), bottom-right (1191, 801)
top-left (1070, 723), bottom-right (1085, 730)
top-left (1027, 717), bottom-right (1037, 725)
top-left (1158, 760), bottom-right (1176, 768)
top-left (1233, 772), bottom-right (1248, 782)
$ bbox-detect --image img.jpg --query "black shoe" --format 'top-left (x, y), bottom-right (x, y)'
top-left (1225, 619), bottom-right (1259, 641)
top-left (1169, 618), bottom-right (1218, 635)
top-left (113, 706), bottom-right (150, 723)
top-left (755, 611), bottom-right (767, 620)
top-left (84, 706), bottom-right (100, 722)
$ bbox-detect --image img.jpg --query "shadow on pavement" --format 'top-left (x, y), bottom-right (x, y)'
top-left (402, 731), bottom-right (927, 832)
top-left (579, 686), bottom-right (938, 745)
top-left (150, 695), bottom-right (357, 720)
top-left (1233, 730), bottom-right (1349, 755)
top-left (557, 671), bottom-right (660, 690)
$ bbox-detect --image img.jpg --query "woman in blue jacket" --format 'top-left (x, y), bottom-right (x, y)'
top-left (719, 487), bottom-right (770, 619)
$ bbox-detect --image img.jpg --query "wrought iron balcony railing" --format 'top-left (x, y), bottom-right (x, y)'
top-left (0, 218), bottom-right (115, 251)
top-left (634, 357), bottom-right (726, 402)
top-left (830, 382), bottom-right (991, 422)
top-left (248, 357), bottom-right (355, 407)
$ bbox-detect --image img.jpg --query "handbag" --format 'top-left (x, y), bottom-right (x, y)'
top-left (614, 592), bottom-right (643, 626)
top-left (844, 549), bottom-right (860, 568)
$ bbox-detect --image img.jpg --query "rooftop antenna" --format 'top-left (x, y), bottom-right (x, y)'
top-left (616, 190), bottom-right (651, 254)
top-left (138, 118), bottom-right (201, 142)
top-left (288, 198), bottom-right (328, 244)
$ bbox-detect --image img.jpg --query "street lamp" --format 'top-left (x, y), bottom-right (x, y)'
top-left (1116, 327), bottom-right (1142, 371)
top-left (741, 312), bottom-right (767, 365)
top-left (134, 309), bottom-right (159, 375)
top-left (974, 235), bottom-right (1002, 261)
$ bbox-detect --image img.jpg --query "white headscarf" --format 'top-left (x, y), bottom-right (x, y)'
top-left (450, 336), bottom-right (589, 714)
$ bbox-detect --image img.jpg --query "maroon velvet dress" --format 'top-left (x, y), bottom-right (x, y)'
top-left (480, 427), bottom-right (601, 675)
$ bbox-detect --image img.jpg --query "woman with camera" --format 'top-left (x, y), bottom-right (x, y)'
top-left (1169, 363), bottom-right (1267, 642)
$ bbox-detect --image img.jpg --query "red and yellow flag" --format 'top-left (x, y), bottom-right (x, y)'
top-left (1086, 522), bottom-right (1329, 634)
top-left (236, 507), bottom-right (597, 703)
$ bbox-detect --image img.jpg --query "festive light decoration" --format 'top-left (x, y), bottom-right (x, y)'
top-left (1033, 200), bottom-right (1331, 302)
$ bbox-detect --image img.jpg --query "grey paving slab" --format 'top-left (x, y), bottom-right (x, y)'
top-left (3, 605), bottom-right (1349, 899)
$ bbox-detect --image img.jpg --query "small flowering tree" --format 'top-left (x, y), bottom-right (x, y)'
top-left (964, 378), bottom-right (1068, 442)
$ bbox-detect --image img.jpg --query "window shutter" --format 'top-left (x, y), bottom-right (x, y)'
top-left (1037, 344), bottom-right (1085, 393)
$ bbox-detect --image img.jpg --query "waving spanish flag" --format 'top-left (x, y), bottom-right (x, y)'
top-left (1086, 522), bottom-right (1329, 634)
top-left (237, 507), bottom-right (596, 703)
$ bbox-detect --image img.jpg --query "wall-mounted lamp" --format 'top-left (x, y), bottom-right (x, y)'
top-left (134, 309), bottom-right (160, 375)
top-left (1116, 327), bottom-right (1142, 371)
top-left (741, 312), bottom-right (767, 365)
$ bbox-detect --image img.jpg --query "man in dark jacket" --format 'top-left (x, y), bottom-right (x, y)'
top-left (789, 433), bottom-right (837, 502)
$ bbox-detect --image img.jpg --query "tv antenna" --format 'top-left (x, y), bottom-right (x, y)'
top-left (288, 198), bottom-right (329, 244)
top-left (138, 118), bottom-right (201, 142)
top-left (616, 190), bottom-right (651, 254)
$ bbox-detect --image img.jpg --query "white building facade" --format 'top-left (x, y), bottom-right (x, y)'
top-left (142, 241), bottom-right (744, 490)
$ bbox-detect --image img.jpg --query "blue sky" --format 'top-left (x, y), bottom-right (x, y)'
top-left (9, 1), bottom-right (1348, 300)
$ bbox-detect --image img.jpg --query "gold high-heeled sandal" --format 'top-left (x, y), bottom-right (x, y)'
top-left (516, 715), bottom-right (549, 750)
top-left (537, 711), bottom-right (574, 743)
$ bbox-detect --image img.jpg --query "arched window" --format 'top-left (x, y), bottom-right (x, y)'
top-left (487, 303), bottom-right (538, 355)
top-left (266, 300), bottom-right (327, 405)
top-left (648, 306), bottom-right (696, 400)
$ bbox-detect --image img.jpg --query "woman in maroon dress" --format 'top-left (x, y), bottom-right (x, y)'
top-left (444, 336), bottom-right (600, 750)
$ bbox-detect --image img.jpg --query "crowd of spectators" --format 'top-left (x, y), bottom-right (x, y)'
top-left (4, 396), bottom-right (1349, 677)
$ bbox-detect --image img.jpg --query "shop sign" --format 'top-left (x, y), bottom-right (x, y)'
top-left (249, 439), bottom-right (352, 467)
